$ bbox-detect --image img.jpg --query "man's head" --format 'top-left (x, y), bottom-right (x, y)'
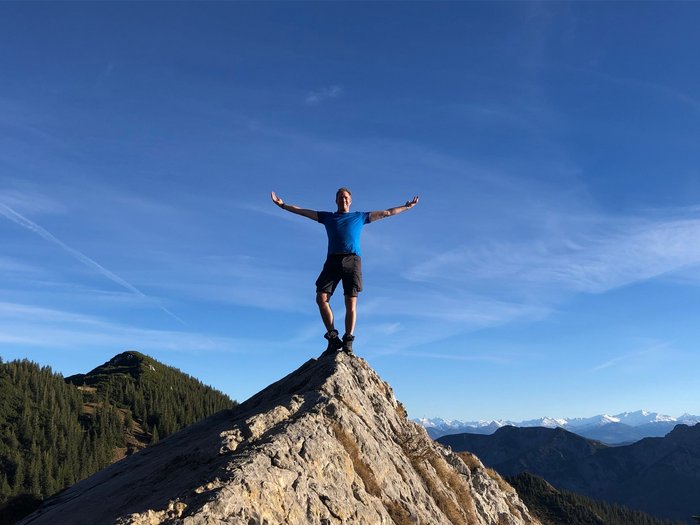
top-left (335, 187), bottom-right (352, 213)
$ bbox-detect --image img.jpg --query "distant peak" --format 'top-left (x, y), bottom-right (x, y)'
top-left (109, 350), bottom-right (147, 364)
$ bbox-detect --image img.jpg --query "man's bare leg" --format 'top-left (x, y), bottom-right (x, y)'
top-left (344, 295), bottom-right (357, 336)
top-left (316, 292), bottom-right (335, 332)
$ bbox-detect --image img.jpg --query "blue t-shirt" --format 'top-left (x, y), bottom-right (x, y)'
top-left (317, 211), bottom-right (370, 256)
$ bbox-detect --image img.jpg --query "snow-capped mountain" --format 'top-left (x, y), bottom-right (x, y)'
top-left (607, 410), bottom-right (676, 426)
top-left (678, 413), bottom-right (700, 424)
top-left (519, 417), bottom-right (569, 428)
top-left (417, 411), bottom-right (700, 443)
top-left (418, 417), bottom-right (509, 431)
top-left (417, 417), bottom-right (511, 439)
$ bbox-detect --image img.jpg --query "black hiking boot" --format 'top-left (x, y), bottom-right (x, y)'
top-left (320, 329), bottom-right (343, 357)
top-left (341, 333), bottom-right (355, 354)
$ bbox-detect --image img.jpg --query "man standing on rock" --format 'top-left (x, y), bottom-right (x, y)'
top-left (271, 187), bottom-right (419, 355)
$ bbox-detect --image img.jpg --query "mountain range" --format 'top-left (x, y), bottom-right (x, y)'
top-left (5, 350), bottom-right (689, 525)
top-left (438, 424), bottom-right (700, 522)
top-left (418, 411), bottom-right (700, 444)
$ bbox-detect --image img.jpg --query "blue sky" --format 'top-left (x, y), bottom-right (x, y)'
top-left (1, 2), bottom-right (700, 422)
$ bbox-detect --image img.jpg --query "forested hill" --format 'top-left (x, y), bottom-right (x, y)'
top-left (506, 472), bottom-right (687, 525)
top-left (65, 350), bottom-right (235, 440)
top-left (0, 351), bottom-right (236, 524)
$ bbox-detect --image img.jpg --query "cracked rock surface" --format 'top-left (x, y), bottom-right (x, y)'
top-left (21, 353), bottom-right (540, 525)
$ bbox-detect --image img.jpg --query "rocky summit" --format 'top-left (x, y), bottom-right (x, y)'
top-left (21, 353), bottom-right (540, 525)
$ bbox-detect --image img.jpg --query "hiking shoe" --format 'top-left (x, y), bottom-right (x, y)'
top-left (321, 329), bottom-right (343, 357)
top-left (341, 333), bottom-right (355, 354)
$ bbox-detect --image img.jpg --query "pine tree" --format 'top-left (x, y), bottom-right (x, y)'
top-left (151, 425), bottom-right (160, 444)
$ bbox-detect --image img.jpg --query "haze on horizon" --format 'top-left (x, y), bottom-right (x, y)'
top-left (1, 2), bottom-right (699, 422)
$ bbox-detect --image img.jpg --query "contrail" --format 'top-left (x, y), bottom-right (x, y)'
top-left (0, 202), bottom-right (187, 326)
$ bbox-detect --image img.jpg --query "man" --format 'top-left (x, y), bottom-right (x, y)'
top-left (271, 187), bottom-right (419, 355)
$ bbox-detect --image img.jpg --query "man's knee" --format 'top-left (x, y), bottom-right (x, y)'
top-left (316, 292), bottom-right (330, 306)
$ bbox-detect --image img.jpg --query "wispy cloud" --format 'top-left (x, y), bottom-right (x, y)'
top-left (0, 186), bottom-right (67, 216)
top-left (362, 291), bottom-right (550, 327)
top-left (0, 202), bottom-right (187, 326)
top-left (0, 302), bottom-right (275, 354)
top-left (406, 213), bottom-right (700, 298)
top-left (591, 342), bottom-right (676, 372)
top-left (0, 301), bottom-right (106, 326)
top-left (0, 256), bottom-right (40, 274)
top-left (150, 253), bottom-right (317, 313)
top-left (356, 292), bottom-right (549, 361)
top-left (591, 354), bottom-right (629, 372)
top-left (305, 85), bottom-right (344, 106)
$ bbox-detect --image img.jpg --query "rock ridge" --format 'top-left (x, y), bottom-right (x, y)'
top-left (21, 353), bottom-right (540, 525)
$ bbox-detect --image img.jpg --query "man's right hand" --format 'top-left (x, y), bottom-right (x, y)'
top-left (270, 193), bottom-right (317, 220)
top-left (271, 192), bottom-right (284, 207)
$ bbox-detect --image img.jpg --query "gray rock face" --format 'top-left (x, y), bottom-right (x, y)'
top-left (21, 353), bottom-right (540, 525)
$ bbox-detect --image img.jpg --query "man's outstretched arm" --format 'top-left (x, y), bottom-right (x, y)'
top-left (368, 196), bottom-right (419, 222)
top-left (271, 192), bottom-right (318, 221)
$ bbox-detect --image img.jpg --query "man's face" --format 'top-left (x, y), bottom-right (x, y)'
top-left (336, 191), bottom-right (352, 212)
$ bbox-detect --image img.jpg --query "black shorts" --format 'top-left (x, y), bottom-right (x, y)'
top-left (315, 254), bottom-right (363, 297)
